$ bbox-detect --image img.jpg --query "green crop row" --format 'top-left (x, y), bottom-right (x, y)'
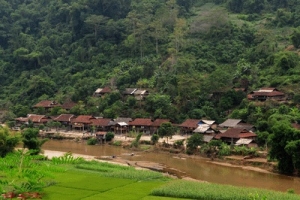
top-left (151, 180), bottom-right (300, 200)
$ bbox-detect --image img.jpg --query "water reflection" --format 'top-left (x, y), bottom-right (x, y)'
top-left (42, 140), bottom-right (300, 194)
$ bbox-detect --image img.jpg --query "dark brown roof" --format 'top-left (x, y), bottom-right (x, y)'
top-left (61, 101), bottom-right (77, 110)
top-left (217, 128), bottom-right (256, 139)
top-left (90, 118), bottom-right (112, 126)
top-left (219, 119), bottom-right (242, 128)
top-left (33, 100), bottom-right (61, 108)
top-left (54, 114), bottom-right (75, 122)
top-left (129, 118), bottom-right (153, 126)
top-left (152, 119), bottom-right (170, 127)
top-left (235, 123), bottom-right (254, 131)
top-left (101, 87), bottom-right (111, 94)
top-left (179, 119), bottom-right (201, 128)
top-left (72, 115), bottom-right (95, 124)
top-left (253, 91), bottom-right (284, 97)
top-left (27, 114), bottom-right (49, 123)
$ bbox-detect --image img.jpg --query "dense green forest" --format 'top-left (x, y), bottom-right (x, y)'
top-left (2, 0), bottom-right (300, 174)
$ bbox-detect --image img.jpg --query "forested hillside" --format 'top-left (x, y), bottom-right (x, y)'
top-left (1, 0), bottom-right (300, 175)
top-left (0, 0), bottom-right (300, 122)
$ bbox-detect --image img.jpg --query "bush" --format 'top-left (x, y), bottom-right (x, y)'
top-left (173, 139), bottom-right (185, 149)
top-left (151, 134), bottom-right (159, 144)
top-left (0, 127), bottom-right (20, 157)
top-left (105, 132), bottom-right (115, 141)
top-left (218, 143), bottom-right (231, 156)
top-left (112, 141), bottom-right (122, 146)
top-left (87, 137), bottom-right (97, 145)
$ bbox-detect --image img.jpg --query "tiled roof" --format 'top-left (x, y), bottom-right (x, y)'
top-left (90, 118), bottom-right (112, 126)
top-left (152, 119), bottom-right (170, 127)
top-left (179, 119), bottom-right (201, 128)
top-left (54, 114), bottom-right (75, 122)
top-left (61, 101), bottom-right (77, 110)
top-left (72, 115), bottom-right (94, 124)
top-left (253, 91), bottom-right (284, 97)
top-left (33, 100), bottom-right (61, 108)
top-left (234, 123), bottom-right (254, 130)
top-left (28, 114), bottom-right (49, 123)
top-left (218, 128), bottom-right (256, 139)
top-left (101, 87), bottom-right (111, 93)
top-left (129, 118), bottom-right (153, 126)
top-left (239, 132), bottom-right (257, 138)
top-left (219, 119), bottom-right (242, 128)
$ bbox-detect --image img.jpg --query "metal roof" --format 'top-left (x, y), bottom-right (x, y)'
top-left (117, 122), bottom-right (128, 126)
top-left (235, 138), bottom-right (253, 145)
top-left (219, 119), bottom-right (242, 127)
top-left (201, 120), bottom-right (215, 125)
top-left (203, 135), bottom-right (214, 143)
top-left (193, 124), bottom-right (210, 133)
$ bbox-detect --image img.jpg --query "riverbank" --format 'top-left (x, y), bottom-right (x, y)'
top-left (41, 130), bottom-right (275, 175)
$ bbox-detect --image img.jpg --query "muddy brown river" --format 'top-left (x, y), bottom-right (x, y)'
top-left (42, 140), bottom-right (300, 194)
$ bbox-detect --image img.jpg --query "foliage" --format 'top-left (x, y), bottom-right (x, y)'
top-left (87, 137), bottom-right (97, 145)
top-left (105, 132), bottom-right (115, 141)
top-left (151, 134), bottom-right (159, 145)
top-left (269, 120), bottom-right (300, 175)
top-left (51, 152), bottom-right (85, 165)
top-left (218, 143), bottom-right (231, 156)
top-left (173, 139), bottom-right (185, 149)
top-left (22, 128), bottom-right (48, 155)
top-left (151, 180), bottom-right (300, 200)
top-left (0, 127), bottom-right (20, 157)
top-left (158, 122), bottom-right (176, 143)
top-left (233, 146), bottom-right (258, 156)
top-left (0, 150), bottom-right (56, 194)
top-left (186, 134), bottom-right (203, 154)
top-left (131, 132), bottom-right (143, 148)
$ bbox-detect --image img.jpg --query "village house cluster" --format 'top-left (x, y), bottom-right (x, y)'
top-left (13, 87), bottom-right (288, 147)
top-left (15, 112), bottom-right (258, 147)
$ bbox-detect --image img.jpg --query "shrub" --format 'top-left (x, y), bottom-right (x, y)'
top-left (112, 141), bottom-right (122, 146)
top-left (87, 137), bottom-right (97, 145)
top-left (151, 134), bottom-right (159, 144)
top-left (131, 133), bottom-right (143, 148)
top-left (105, 132), bottom-right (115, 141)
top-left (0, 127), bottom-right (20, 157)
top-left (173, 139), bottom-right (185, 149)
top-left (218, 143), bottom-right (231, 156)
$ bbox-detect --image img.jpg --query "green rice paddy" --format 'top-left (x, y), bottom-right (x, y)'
top-left (1, 152), bottom-right (300, 200)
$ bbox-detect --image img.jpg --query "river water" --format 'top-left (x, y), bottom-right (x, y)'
top-left (42, 140), bottom-right (300, 194)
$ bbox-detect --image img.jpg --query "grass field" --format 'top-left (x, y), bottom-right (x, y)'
top-left (1, 152), bottom-right (300, 200)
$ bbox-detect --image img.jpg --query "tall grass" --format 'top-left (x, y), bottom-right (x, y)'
top-left (151, 180), bottom-right (300, 200)
top-left (0, 150), bottom-right (58, 193)
top-left (75, 161), bottom-right (167, 181)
